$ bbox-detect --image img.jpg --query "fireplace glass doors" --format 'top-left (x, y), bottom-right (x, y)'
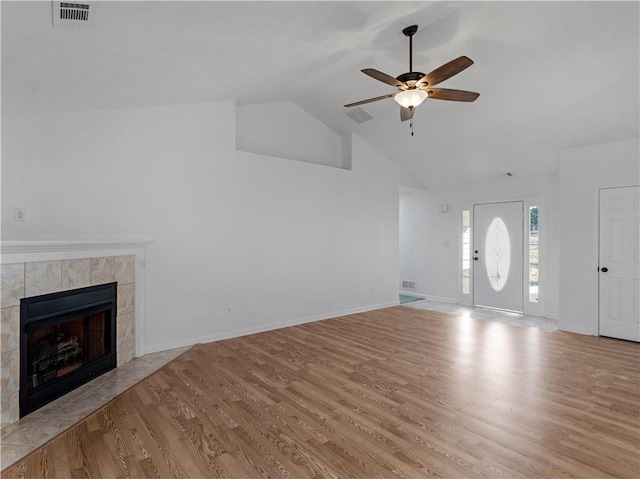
top-left (20, 283), bottom-right (117, 417)
top-left (26, 312), bottom-right (108, 389)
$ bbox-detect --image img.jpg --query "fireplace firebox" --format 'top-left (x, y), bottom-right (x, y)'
top-left (20, 283), bottom-right (117, 417)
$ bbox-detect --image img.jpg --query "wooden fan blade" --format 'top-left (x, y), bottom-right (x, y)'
top-left (427, 88), bottom-right (479, 102)
top-left (344, 93), bottom-right (396, 108)
top-left (400, 107), bottom-right (414, 122)
top-left (362, 69), bottom-right (407, 89)
top-left (418, 56), bottom-right (474, 87)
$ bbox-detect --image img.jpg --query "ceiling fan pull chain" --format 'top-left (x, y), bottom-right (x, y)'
top-left (410, 119), bottom-right (414, 136)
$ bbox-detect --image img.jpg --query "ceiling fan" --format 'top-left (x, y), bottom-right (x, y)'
top-left (344, 25), bottom-right (479, 123)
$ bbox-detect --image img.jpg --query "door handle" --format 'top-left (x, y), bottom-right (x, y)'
top-left (600, 267), bottom-right (608, 273)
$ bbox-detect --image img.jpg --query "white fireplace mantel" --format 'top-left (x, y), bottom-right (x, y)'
top-left (1, 236), bottom-right (154, 262)
top-left (1, 236), bottom-right (154, 356)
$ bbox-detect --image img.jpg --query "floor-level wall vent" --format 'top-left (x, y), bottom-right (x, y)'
top-left (401, 280), bottom-right (416, 290)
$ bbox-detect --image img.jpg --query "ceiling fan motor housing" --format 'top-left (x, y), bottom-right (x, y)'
top-left (396, 72), bottom-right (425, 85)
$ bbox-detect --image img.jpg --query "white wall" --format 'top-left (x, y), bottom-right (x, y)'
top-left (236, 101), bottom-right (343, 168)
top-left (557, 138), bottom-right (640, 335)
top-left (399, 138), bottom-right (640, 329)
top-left (399, 175), bottom-right (560, 319)
top-left (399, 188), bottom-right (459, 301)
top-left (2, 101), bottom-right (415, 353)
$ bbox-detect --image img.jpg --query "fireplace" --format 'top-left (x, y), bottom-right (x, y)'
top-left (20, 282), bottom-right (117, 417)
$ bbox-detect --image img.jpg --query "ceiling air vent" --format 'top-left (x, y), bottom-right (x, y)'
top-left (52, 1), bottom-right (93, 27)
top-left (345, 107), bottom-right (373, 124)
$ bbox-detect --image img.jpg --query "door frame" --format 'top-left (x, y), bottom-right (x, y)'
top-left (597, 185), bottom-right (640, 339)
top-left (460, 196), bottom-right (545, 317)
top-left (472, 201), bottom-right (524, 312)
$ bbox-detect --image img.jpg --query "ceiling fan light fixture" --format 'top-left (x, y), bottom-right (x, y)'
top-left (343, 25), bottom-right (478, 121)
top-left (394, 89), bottom-right (428, 109)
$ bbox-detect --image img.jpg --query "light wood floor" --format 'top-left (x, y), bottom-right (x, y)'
top-left (3, 307), bottom-right (639, 478)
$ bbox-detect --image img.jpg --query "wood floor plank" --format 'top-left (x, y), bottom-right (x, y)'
top-left (3, 306), bottom-right (639, 478)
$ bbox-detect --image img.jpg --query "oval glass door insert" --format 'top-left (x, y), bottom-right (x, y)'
top-left (484, 217), bottom-right (511, 291)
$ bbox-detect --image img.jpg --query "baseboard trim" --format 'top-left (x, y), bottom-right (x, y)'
top-left (143, 301), bottom-right (400, 355)
top-left (420, 295), bottom-right (456, 303)
top-left (558, 324), bottom-right (596, 336)
top-left (398, 292), bottom-right (457, 303)
top-left (398, 291), bottom-right (426, 298)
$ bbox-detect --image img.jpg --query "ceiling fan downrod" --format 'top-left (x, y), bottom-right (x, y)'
top-left (402, 25), bottom-right (418, 73)
top-left (396, 25), bottom-right (424, 85)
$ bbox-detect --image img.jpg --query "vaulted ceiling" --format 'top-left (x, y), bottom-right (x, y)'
top-left (2, 1), bottom-right (638, 189)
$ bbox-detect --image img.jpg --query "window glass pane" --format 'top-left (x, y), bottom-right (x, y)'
top-left (461, 210), bottom-right (470, 294)
top-left (484, 217), bottom-right (511, 291)
top-left (529, 206), bottom-right (539, 302)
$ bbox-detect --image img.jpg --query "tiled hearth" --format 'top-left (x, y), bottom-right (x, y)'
top-left (1, 345), bottom-right (189, 470)
top-left (1, 239), bottom-right (151, 431)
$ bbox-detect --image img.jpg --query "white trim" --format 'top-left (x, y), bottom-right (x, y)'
top-left (398, 292), bottom-right (456, 303)
top-left (559, 324), bottom-right (597, 336)
top-left (134, 249), bottom-right (146, 357)
top-left (458, 207), bottom-right (473, 306)
top-left (1, 237), bottom-right (154, 262)
top-left (0, 237), bottom-right (152, 359)
top-left (591, 186), bottom-right (602, 335)
top-left (523, 198), bottom-right (545, 317)
top-left (398, 291), bottom-right (427, 298)
top-left (143, 300), bottom-right (399, 354)
top-left (418, 294), bottom-right (456, 303)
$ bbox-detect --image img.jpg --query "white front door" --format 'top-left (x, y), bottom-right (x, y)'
top-left (599, 186), bottom-right (640, 342)
top-left (473, 201), bottom-right (524, 312)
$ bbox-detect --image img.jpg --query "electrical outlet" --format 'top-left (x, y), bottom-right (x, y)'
top-left (14, 208), bottom-right (26, 222)
top-left (226, 306), bottom-right (232, 316)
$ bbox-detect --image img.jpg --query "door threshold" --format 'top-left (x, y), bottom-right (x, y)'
top-left (474, 304), bottom-right (523, 315)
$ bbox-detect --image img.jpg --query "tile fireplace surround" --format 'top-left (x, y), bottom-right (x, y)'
top-left (0, 238), bottom-right (151, 430)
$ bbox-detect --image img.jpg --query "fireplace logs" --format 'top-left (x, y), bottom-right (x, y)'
top-left (29, 332), bottom-right (83, 388)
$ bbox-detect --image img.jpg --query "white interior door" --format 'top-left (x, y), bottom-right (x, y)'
top-left (599, 186), bottom-right (640, 342)
top-left (473, 201), bottom-right (524, 312)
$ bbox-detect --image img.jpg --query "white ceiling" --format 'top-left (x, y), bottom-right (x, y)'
top-left (2, 1), bottom-right (639, 189)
